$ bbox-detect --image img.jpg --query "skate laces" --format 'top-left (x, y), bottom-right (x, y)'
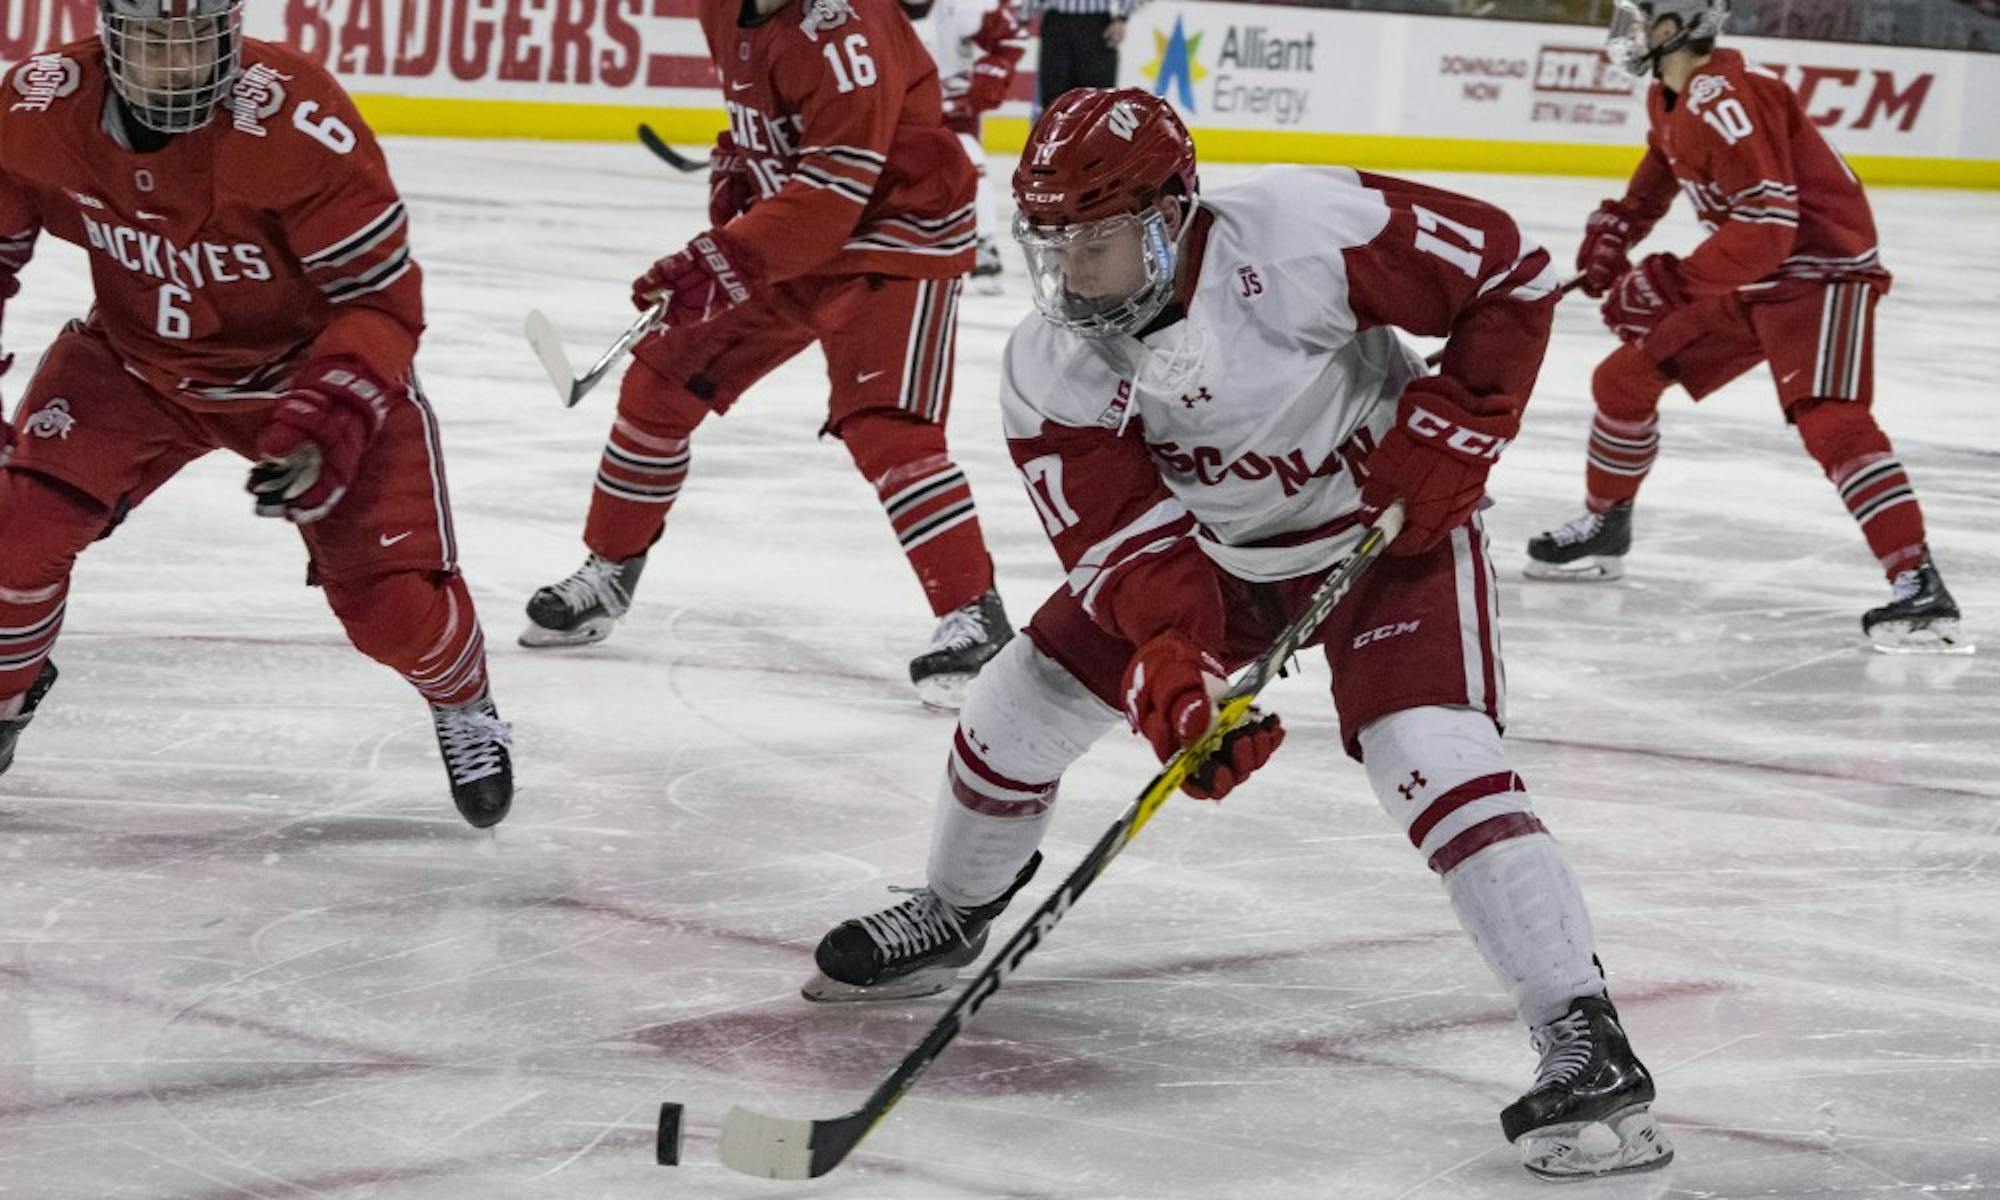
top-left (547, 555), bottom-right (633, 618)
top-left (857, 887), bottom-right (969, 958)
top-left (1547, 511), bottom-right (1606, 548)
top-left (1886, 568), bottom-right (1923, 604)
top-left (929, 600), bottom-right (990, 653)
top-left (1528, 1009), bottom-right (1597, 1092)
top-left (433, 700), bottom-right (512, 785)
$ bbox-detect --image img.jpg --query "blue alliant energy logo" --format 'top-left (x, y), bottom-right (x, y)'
top-left (1142, 16), bottom-right (1314, 125)
top-left (1142, 16), bottom-right (1206, 110)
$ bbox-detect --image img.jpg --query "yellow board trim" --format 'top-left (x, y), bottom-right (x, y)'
top-left (352, 96), bottom-right (2000, 190)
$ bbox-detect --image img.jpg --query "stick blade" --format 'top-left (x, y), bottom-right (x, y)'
top-left (718, 1104), bottom-right (818, 1180)
top-left (522, 309), bottom-right (579, 406)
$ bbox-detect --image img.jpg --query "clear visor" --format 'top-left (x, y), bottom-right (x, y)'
top-left (1013, 207), bottom-right (1181, 340)
top-left (103, 5), bottom-right (243, 134)
top-left (1605, 0), bottom-right (1657, 76)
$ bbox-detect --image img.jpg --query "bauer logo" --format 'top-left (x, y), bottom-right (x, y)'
top-left (9, 53), bottom-right (79, 112)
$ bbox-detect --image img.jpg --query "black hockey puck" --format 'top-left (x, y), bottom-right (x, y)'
top-left (656, 1101), bottom-right (684, 1165)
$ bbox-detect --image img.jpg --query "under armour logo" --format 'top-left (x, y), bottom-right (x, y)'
top-left (1179, 387), bottom-right (1213, 410)
top-left (1396, 770), bottom-right (1427, 801)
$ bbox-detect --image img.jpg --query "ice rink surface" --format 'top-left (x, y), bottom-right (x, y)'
top-left (1, 140), bottom-right (1996, 1199)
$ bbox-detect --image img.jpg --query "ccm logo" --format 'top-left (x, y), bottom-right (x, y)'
top-left (1353, 619), bottom-right (1421, 649)
top-left (1407, 405), bottom-right (1509, 461)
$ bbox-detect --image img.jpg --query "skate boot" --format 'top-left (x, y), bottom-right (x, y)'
top-left (519, 552), bottom-right (646, 648)
top-left (1524, 503), bottom-right (1632, 582)
top-left (971, 236), bottom-right (1003, 295)
top-left (910, 587), bottom-right (1012, 711)
top-left (804, 852), bottom-right (1042, 1002)
top-left (1863, 558), bottom-right (1968, 654)
top-left (0, 661), bottom-right (58, 777)
top-left (431, 693), bottom-right (514, 828)
top-left (1501, 995), bottom-right (1674, 1180)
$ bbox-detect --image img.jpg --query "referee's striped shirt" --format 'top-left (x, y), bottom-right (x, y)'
top-left (1032, 0), bottom-right (1135, 17)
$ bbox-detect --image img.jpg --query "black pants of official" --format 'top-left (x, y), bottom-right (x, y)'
top-left (1036, 11), bottom-right (1120, 112)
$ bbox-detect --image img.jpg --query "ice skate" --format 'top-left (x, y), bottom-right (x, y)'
top-left (519, 552), bottom-right (646, 648)
top-left (804, 852), bottom-right (1041, 1002)
top-left (0, 661), bottom-right (58, 777)
top-left (431, 693), bottom-right (514, 828)
top-left (1502, 995), bottom-right (1673, 1180)
top-left (1524, 503), bottom-right (1631, 582)
top-left (970, 236), bottom-right (1003, 295)
top-left (1863, 558), bottom-right (1969, 654)
top-left (910, 587), bottom-right (1012, 711)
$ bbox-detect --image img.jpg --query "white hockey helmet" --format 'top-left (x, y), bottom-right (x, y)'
top-left (1607, 0), bottom-right (1729, 77)
top-left (100, 0), bottom-right (245, 133)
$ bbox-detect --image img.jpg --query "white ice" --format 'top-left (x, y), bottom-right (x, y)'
top-left (1, 141), bottom-right (1996, 1199)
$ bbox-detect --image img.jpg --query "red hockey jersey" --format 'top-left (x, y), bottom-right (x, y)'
top-left (705, 0), bottom-right (978, 281)
top-left (0, 40), bottom-right (420, 409)
top-left (1622, 48), bottom-right (1888, 297)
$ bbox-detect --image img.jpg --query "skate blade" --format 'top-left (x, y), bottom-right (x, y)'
top-left (800, 968), bottom-right (956, 1003)
top-left (913, 672), bottom-right (972, 712)
top-left (1868, 619), bottom-right (1974, 655)
top-left (1522, 557), bottom-right (1624, 583)
top-left (1518, 1104), bottom-right (1674, 1180)
top-left (517, 617), bottom-right (616, 649)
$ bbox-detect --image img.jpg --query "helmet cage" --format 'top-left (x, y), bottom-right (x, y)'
top-left (1015, 204), bottom-right (1189, 339)
top-left (1607, 0), bottom-right (1729, 77)
top-left (101, 0), bottom-right (244, 134)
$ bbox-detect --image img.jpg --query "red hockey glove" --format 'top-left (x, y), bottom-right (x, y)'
top-left (941, 83), bottom-right (978, 137)
top-left (1184, 712), bottom-right (1286, 802)
top-left (1601, 253), bottom-right (1687, 345)
top-left (248, 357), bottom-right (393, 524)
top-left (1359, 375), bottom-right (1521, 556)
top-left (630, 227), bottom-right (765, 327)
top-left (1, 269), bottom-right (17, 390)
top-left (707, 131), bottom-right (756, 227)
top-left (1123, 630), bottom-right (1284, 800)
top-left (1124, 630), bottom-right (1226, 762)
top-left (1576, 199), bottom-right (1643, 298)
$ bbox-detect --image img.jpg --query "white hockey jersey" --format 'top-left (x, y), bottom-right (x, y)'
top-left (1001, 166), bottom-right (1558, 636)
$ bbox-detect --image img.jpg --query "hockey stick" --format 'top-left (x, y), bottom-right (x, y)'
top-left (702, 503), bottom-right (1407, 1181)
top-left (637, 123), bottom-right (710, 173)
top-left (1423, 272), bottom-right (1587, 367)
top-left (522, 300), bottom-right (664, 409)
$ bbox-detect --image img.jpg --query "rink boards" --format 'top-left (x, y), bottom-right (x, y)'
top-left (3, 0), bottom-right (1999, 186)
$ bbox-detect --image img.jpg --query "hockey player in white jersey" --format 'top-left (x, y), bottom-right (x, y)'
top-left (900, 0), bottom-right (1028, 290)
top-left (804, 89), bottom-right (1674, 1180)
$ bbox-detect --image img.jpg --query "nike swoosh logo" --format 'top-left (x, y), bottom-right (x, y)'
top-left (1780, 369), bottom-right (1803, 385)
top-left (378, 531), bottom-right (413, 547)
top-left (730, 80), bottom-right (754, 92)
top-left (855, 370), bottom-right (887, 383)
top-left (136, 210), bottom-right (168, 221)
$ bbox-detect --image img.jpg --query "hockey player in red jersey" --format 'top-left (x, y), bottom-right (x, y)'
top-left (804, 89), bottom-right (1674, 1179)
top-left (0, 0), bottom-right (512, 826)
top-left (521, 0), bottom-right (1013, 710)
top-left (1525, 0), bottom-right (1965, 653)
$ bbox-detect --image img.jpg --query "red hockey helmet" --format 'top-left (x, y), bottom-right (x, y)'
top-left (1012, 88), bottom-right (1200, 338)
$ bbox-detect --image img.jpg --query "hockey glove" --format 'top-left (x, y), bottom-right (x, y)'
top-left (1, 269), bottom-right (17, 403)
top-left (631, 227), bottom-right (766, 327)
top-left (1359, 374), bottom-right (1521, 556)
top-left (1576, 199), bottom-right (1643, 298)
top-left (248, 357), bottom-right (393, 525)
top-left (1122, 630), bottom-right (1285, 801)
top-left (1601, 253), bottom-right (1687, 346)
top-left (707, 131), bottom-right (757, 227)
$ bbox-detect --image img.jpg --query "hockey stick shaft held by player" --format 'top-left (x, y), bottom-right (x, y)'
top-left (637, 123), bottom-right (711, 172)
top-left (706, 504), bottom-right (1406, 1181)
